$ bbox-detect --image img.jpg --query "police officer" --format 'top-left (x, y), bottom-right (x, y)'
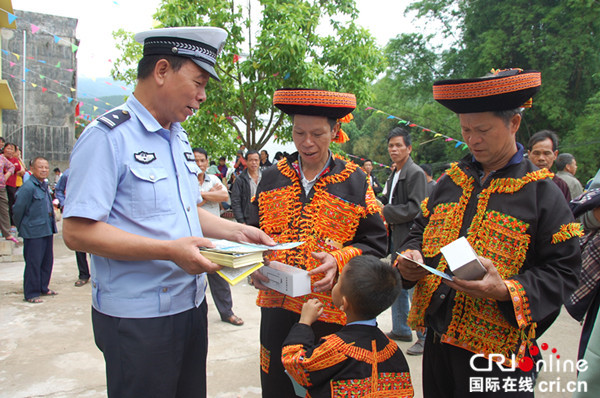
top-left (63, 27), bottom-right (274, 398)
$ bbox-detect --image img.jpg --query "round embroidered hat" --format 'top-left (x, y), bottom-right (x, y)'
top-left (273, 88), bottom-right (356, 119)
top-left (433, 69), bottom-right (541, 113)
top-left (135, 27), bottom-right (228, 81)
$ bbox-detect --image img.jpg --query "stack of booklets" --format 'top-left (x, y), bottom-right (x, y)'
top-left (199, 239), bottom-right (303, 285)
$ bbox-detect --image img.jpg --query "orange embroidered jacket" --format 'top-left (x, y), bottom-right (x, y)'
top-left (402, 153), bottom-right (582, 368)
top-left (282, 323), bottom-right (414, 398)
top-left (249, 153), bottom-right (387, 324)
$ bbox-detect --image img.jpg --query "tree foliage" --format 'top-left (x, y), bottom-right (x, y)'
top-left (347, 0), bottom-right (600, 183)
top-left (110, 0), bottom-right (385, 157)
top-left (407, 0), bottom-right (600, 180)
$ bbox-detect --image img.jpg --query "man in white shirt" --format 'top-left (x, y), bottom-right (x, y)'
top-left (194, 147), bottom-right (244, 326)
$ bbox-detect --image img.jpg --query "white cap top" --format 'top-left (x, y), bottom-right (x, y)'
top-left (135, 27), bottom-right (228, 81)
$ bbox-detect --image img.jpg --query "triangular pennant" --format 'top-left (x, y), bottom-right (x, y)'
top-left (386, 115), bottom-right (395, 119)
top-left (7, 13), bottom-right (17, 24)
top-left (13, 53), bottom-right (20, 60)
top-left (9, 62), bottom-right (15, 67)
top-left (39, 75), bottom-right (45, 79)
top-left (70, 87), bottom-right (76, 92)
top-left (57, 93), bottom-right (63, 98)
top-left (39, 60), bottom-right (46, 64)
top-left (455, 141), bottom-right (463, 148)
top-left (67, 97), bottom-right (73, 103)
top-left (31, 24), bottom-right (40, 34)
top-left (55, 61), bottom-right (61, 68)
top-left (71, 44), bottom-right (79, 53)
top-left (24, 68), bottom-right (30, 73)
top-left (93, 106), bottom-right (98, 111)
top-left (31, 83), bottom-right (37, 88)
top-left (54, 35), bottom-right (60, 43)
top-left (2, 49), bottom-right (8, 55)
top-left (42, 87), bottom-right (48, 93)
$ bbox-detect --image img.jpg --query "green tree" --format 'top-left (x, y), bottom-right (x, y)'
top-left (346, 32), bottom-right (464, 178)
top-left (110, 0), bottom-right (385, 157)
top-left (404, 0), bottom-right (600, 180)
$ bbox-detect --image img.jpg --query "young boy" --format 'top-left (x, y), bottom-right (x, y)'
top-left (281, 255), bottom-right (414, 397)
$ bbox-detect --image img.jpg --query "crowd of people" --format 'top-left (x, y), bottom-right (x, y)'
top-left (8, 26), bottom-right (600, 398)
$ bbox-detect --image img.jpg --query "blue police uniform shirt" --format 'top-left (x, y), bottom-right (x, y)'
top-left (64, 94), bottom-right (206, 318)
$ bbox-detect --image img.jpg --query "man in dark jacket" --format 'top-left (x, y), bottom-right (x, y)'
top-left (231, 150), bottom-right (261, 223)
top-left (380, 127), bottom-right (427, 354)
top-left (13, 156), bottom-right (57, 303)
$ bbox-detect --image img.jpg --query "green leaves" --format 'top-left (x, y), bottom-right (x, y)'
top-left (110, 0), bottom-right (383, 158)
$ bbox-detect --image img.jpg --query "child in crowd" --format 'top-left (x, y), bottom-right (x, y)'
top-left (282, 255), bottom-right (414, 397)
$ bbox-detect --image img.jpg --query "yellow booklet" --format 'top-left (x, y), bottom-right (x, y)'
top-left (216, 262), bottom-right (264, 286)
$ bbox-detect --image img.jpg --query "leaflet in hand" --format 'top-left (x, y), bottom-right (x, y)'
top-left (201, 239), bottom-right (303, 254)
top-left (398, 253), bottom-right (454, 281)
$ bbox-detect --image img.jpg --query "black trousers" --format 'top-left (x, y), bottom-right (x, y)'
top-left (259, 307), bottom-right (342, 398)
top-left (23, 235), bottom-right (54, 300)
top-left (92, 300), bottom-right (208, 398)
top-left (423, 328), bottom-right (535, 397)
top-left (76, 251), bottom-right (90, 280)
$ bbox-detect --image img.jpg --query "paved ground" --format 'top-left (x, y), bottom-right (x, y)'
top-left (0, 224), bottom-right (586, 397)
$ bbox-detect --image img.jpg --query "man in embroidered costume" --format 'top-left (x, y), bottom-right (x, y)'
top-left (282, 255), bottom-right (413, 397)
top-left (248, 88), bottom-right (387, 397)
top-left (396, 69), bottom-right (582, 397)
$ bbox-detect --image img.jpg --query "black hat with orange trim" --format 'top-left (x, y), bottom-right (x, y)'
top-left (273, 88), bottom-right (356, 143)
top-left (433, 69), bottom-right (541, 114)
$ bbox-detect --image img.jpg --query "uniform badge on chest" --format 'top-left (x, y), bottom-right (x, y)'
top-left (184, 152), bottom-right (195, 162)
top-left (134, 151), bottom-right (157, 164)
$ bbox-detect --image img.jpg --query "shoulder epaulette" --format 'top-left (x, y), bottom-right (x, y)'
top-left (97, 109), bottom-right (131, 129)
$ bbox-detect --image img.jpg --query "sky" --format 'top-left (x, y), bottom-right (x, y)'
top-left (14, 0), bottom-right (425, 79)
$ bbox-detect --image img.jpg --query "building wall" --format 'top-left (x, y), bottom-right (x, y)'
top-left (1, 9), bottom-right (77, 170)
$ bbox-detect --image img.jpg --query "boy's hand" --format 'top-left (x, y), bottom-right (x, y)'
top-left (299, 298), bottom-right (324, 326)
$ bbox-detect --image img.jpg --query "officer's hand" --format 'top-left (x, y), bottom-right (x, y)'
top-left (393, 250), bottom-right (429, 281)
top-left (249, 269), bottom-right (270, 290)
top-left (309, 252), bottom-right (338, 292)
top-left (443, 256), bottom-right (510, 301)
top-left (170, 236), bottom-right (222, 274)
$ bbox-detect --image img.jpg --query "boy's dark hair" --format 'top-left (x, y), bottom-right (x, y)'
top-left (219, 156), bottom-right (226, 161)
top-left (387, 126), bottom-right (412, 146)
top-left (137, 55), bottom-right (189, 80)
top-left (341, 255), bottom-right (402, 319)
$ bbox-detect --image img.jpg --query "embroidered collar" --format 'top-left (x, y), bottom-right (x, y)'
top-left (470, 142), bottom-right (525, 182)
top-left (291, 151), bottom-right (334, 191)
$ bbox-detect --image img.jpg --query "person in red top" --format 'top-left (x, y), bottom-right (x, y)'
top-left (0, 152), bottom-right (16, 242)
top-left (3, 143), bottom-right (25, 230)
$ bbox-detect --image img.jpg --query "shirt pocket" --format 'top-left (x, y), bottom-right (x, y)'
top-left (129, 166), bottom-right (175, 219)
top-left (184, 161), bottom-right (202, 203)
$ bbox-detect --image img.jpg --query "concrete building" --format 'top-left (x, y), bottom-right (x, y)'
top-left (0, 0), bottom-right (18, 126)
top-left (1, 8), bottom-right (77, 170)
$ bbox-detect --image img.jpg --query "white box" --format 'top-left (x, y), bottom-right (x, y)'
top-left (440, 237), bottom-right (487, 280)
top-left (259, 261), bottom-right (312, 297)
